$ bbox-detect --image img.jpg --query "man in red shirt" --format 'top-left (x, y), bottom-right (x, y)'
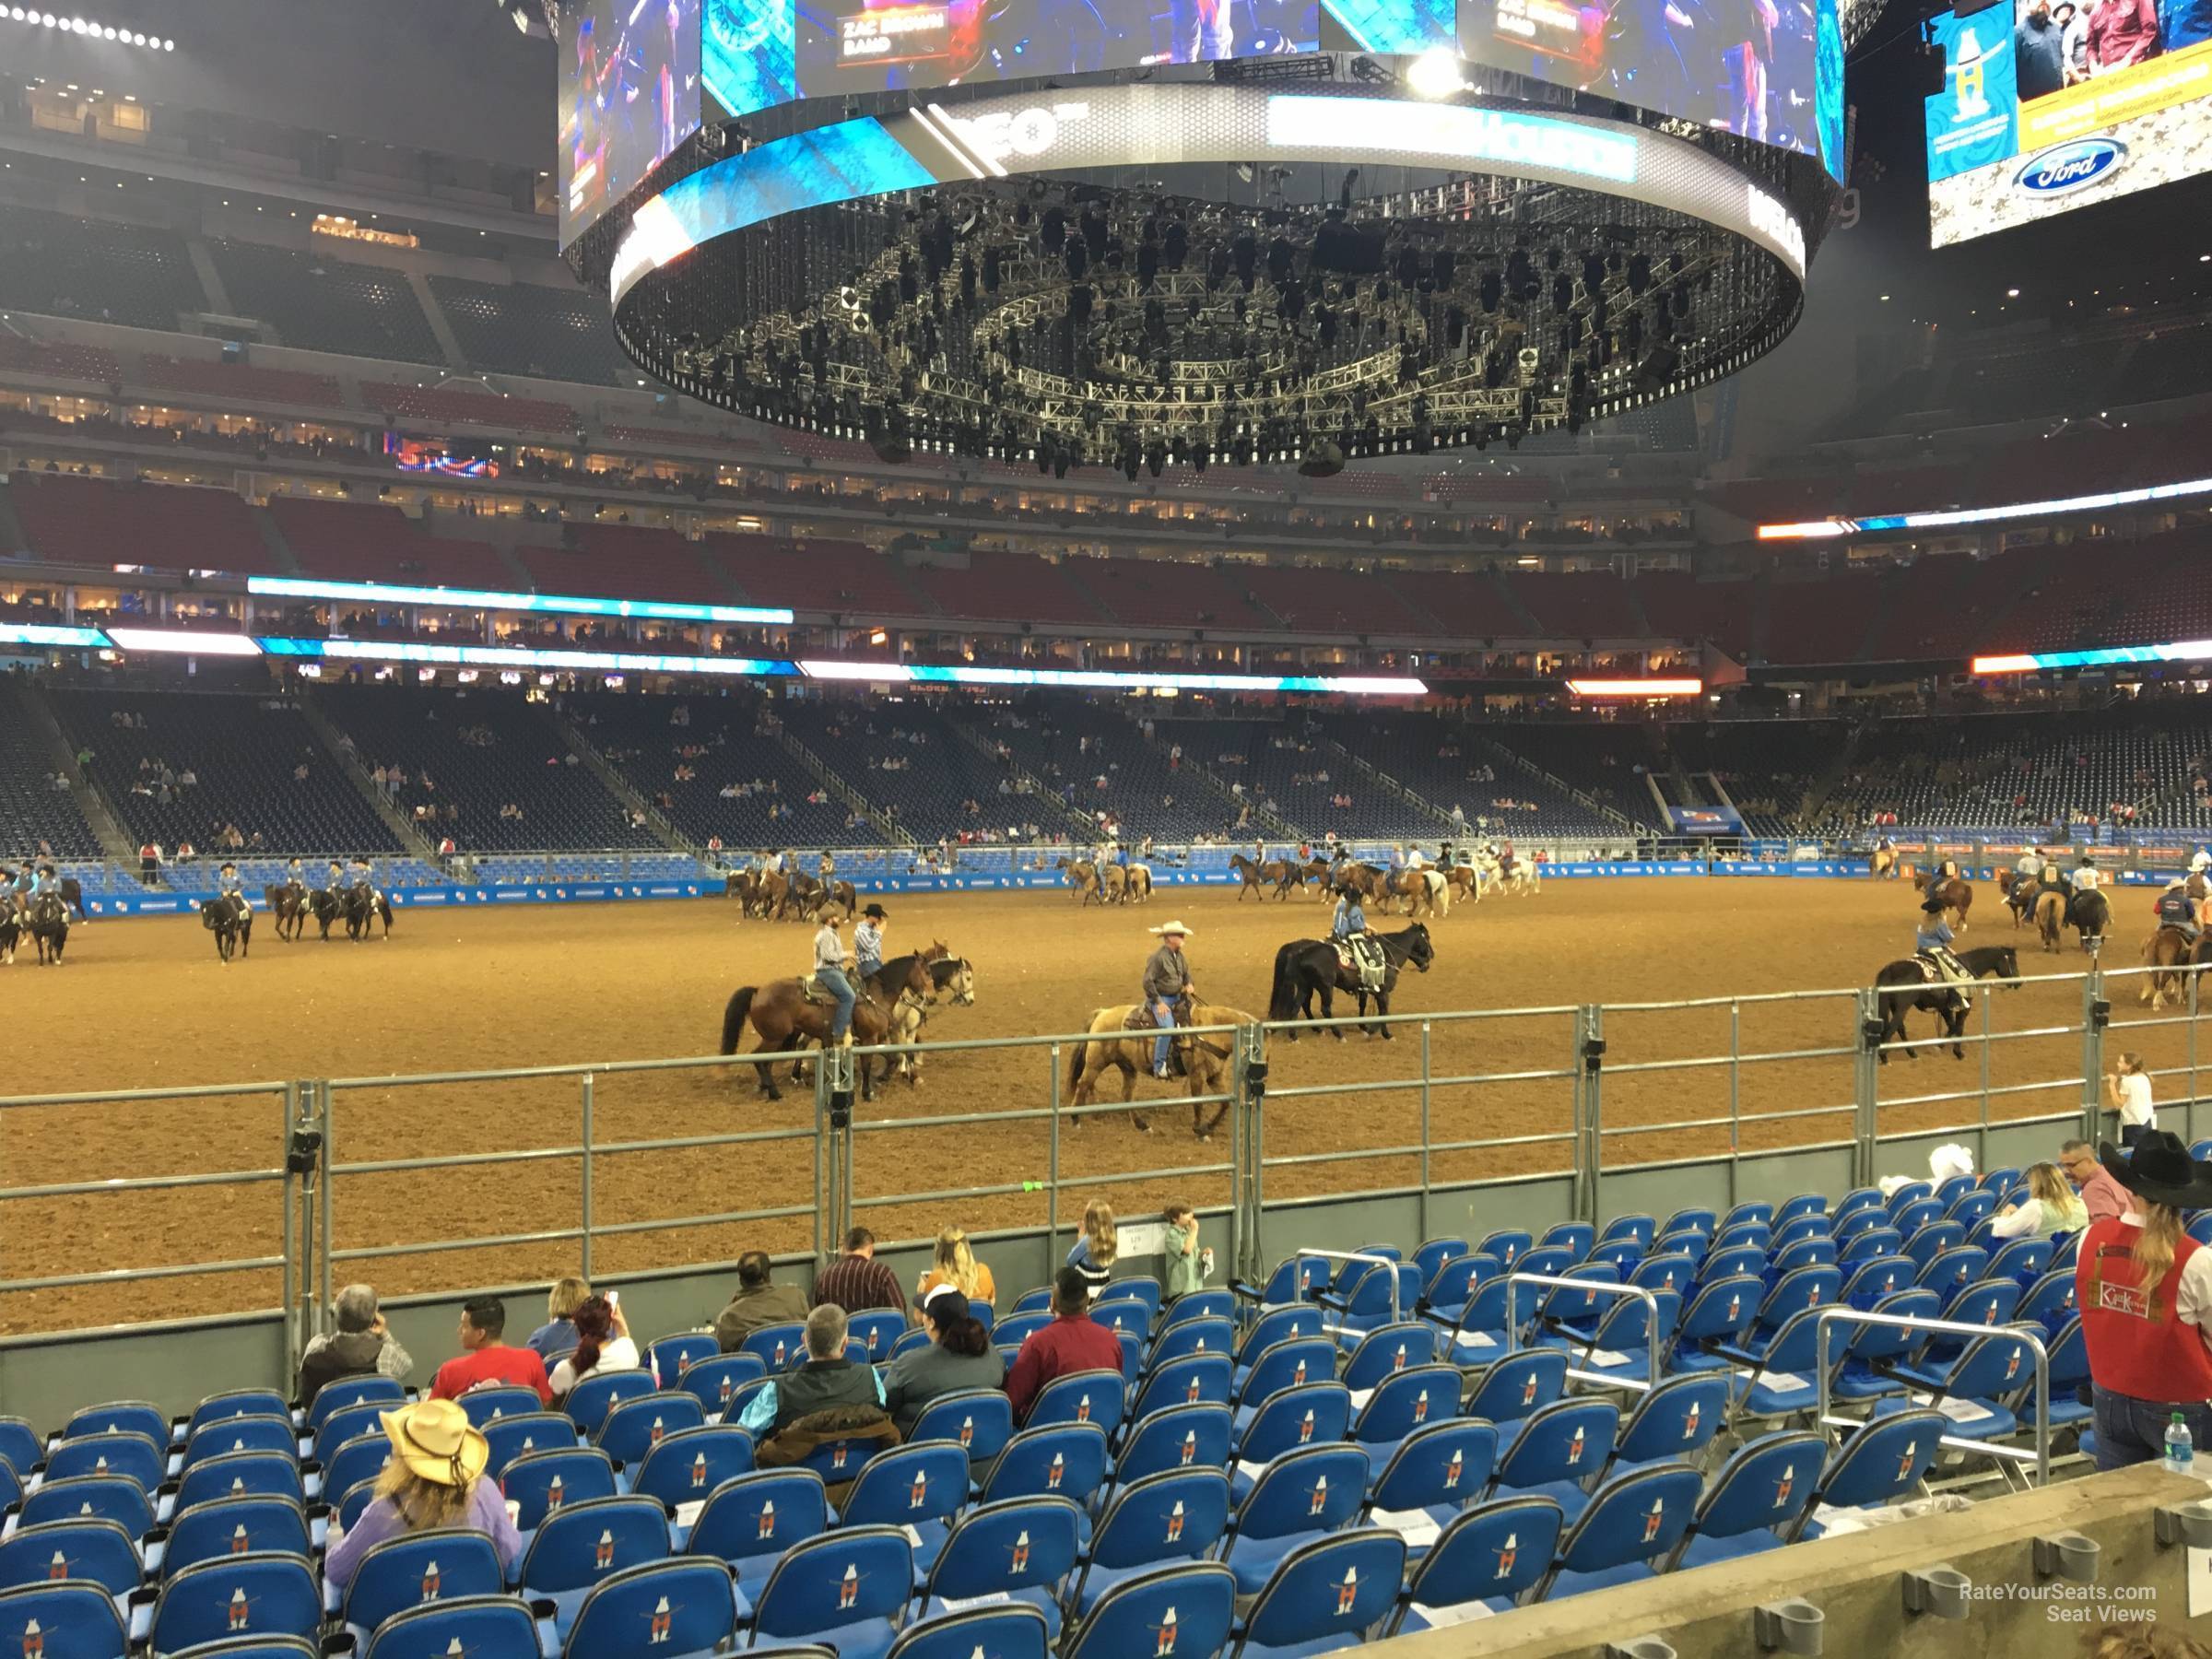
top-left (2086, 0), bottom-right (2160, 68)
top-left (429, 1296), bottom-right (554, 1406)
top-left (2061, 1138), bottom-right (2129, 1223)
top-left (812, 1228), bottom-right (908, 1317)
top-left (1006, 1267), bottom-right (1125, 1420)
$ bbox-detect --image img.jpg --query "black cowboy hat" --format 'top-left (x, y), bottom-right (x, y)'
top-left (2099, 1131), bottom-right (2212, 1209)
top-left (863, 902), bottom-right (888, 919)
top-left (1920, 896), bottom-right (1948, 913)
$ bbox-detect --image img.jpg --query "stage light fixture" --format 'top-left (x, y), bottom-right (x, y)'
top-left (1406, 49), bottom-right (1465, 99)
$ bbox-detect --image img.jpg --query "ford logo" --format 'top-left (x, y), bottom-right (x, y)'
top-left (2016, 138), bottom-right (2125, 195)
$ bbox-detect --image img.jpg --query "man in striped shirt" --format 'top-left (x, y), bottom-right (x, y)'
top-left (813, 1227), bottom-right (908, 1315)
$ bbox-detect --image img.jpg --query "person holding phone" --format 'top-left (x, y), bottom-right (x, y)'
top-left (2105, 1053), bottom-right (2155, 1149)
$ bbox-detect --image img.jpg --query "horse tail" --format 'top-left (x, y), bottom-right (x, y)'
top-left (1425, 870), bottom-right (1448, 917)
top-left (721, 985), bottom-right (757, 1056)
top-left (1268, 942), bottom-right (1302, 1020)
top-left (1065, 1026), bottom-right (1091, 1098)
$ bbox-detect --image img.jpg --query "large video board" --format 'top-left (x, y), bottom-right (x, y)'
top-left (1924, 0), bottom-right (2212, 245)
top-left (561, 0), bottom-right (707, 248)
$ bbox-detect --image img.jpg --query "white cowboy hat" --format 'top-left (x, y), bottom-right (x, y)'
top-left (380, 1398), bottom-right (489, 1488)
top-left (1148, 921), bottom-right (1194, 936)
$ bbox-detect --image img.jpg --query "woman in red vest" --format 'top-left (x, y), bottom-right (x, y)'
top-left (2076, 1131), bottom-right (2212, 1469)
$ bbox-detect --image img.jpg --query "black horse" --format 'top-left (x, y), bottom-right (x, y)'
top-left (2069, 888), bottom-right (2111, 955)
top-left (342, 885), bottom-right (394, 942)
top-left (200, 894), bottom-right (253, 962)
top-left (1267, 923), bottom-right (1435, 1040)
top-left (23, 891), bottom-right (67, 966)
top-left (264, 883), bottom-right (309, 942)
top-left (1872, 943), bottom-right (2020, 1063)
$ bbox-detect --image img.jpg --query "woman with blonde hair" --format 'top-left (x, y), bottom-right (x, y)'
top-left (1067, 1198), bottom-right (1118, 1300)
top-left (1990, 1161), bottom-right (2089, 1241)
top-left (2077, 1133), bottom-right (2212, 1470)
top-left (324, 1398), bottom-right (521, 1589)
top-left (526, 1275), bottom-right (591, 1362)
top-left (916, 1227), bottom-right (995, 1308)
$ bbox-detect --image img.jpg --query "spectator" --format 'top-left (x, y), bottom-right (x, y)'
top-left (1006, 1266), bottom-right (1124, 1420)
top-left (548, 1295), bottom-right (639, 1399)
top-left (1066, 1199), bottom-right (1118, 1300)
top-left (2105, 1053), bottom-right (2155, 1148)
top-left (297, 1282), bottom-right (414, 1409)
top-left (813, 1227), bottom-right (907, 1315)
top-left (1162, 1202), bottom-right (1206, 1301)
top-left (429, 1296), bottom-right (553, 1406)
top-left (738, 1303), bottom-right (888, 1439)
top-left (2061, 1138), bottom-right (2130, 1223)
top-left (525, 1276), bottom-right (592, 1363)
top-left (915, 1227), bottom-right (995, 1310)
top-left (881, 1287), bottom-right (1004, 1436)
top-left (1991, 1162), bottom-right (2090, 1241)
top-left (715, 1251), bottom-right (810, 1350)
top-left (324, 1399), bottom-right (523, 1591)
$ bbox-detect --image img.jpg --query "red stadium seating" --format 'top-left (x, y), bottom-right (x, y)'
top-left (137, 354), bottom-right (345, 409)
top-left (1386, 571), bottom-right (1525, 639)
top-left (904, 552), bottom-right (1107, 626)
top-left (1077, 557), bottom-right (1279, 630)
top-left (359, 381), bottom-right (579, 436)
top-left (1761, 574), bottom-right (1882, 665)
top-left (517, 524), bottom-right (731, 604)
top-left (1262, 565), bottom-right (1439, 635)
top-left (1632, 572), bottom-right (1757, 657)
top-left (1508, 572), bottom-right (1646, 639)
top-left (703, 532), bottom-right (899, 611)
top-left (8, 471), bottom-right (282, 574)
top-left (268, 495), bottom-right (519, 590)
top-left (0, 336), bottom-right (120, 384)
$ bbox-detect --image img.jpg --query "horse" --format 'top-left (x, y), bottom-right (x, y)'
top-left (23, 891), bottom-right (67, 966)
top-left (1381, 867), bottom-right (1450, 919)
top-left (1053, 858), bottom-right (1101, 905)
top-left (2032, 888), bottom-right (2068, 953)
top-left (1124, 863), bottom-right (1153, 903)
top-left (1101, 864), bottom-right (1132, 905)
top-left (719, 970), bottom-right (922, 1101)
top-left (1872, 943), bottom-right (2019, 1063)
top-left (0, 903), bottom-right (17, 965)
top-left (1912, 869), bottom-right (1974, 932)
top-left (930, 955), bottom-right (976, 1006)
top-left (342, 885), bottom-right (394, 942)
top-left (1267, 923), bottom-right (1436, 1040)
top-left (308, 888), bottom-right (345, 940)
top-left (775, 871), bottom-right (827, 923)
top-left (861, 950), bottom-right (949, 1084)
top-left (1997, 870), bottom-right (2032, 929)
top-left (1064, 997), bottom-right (1257, 1137)
top-left (1870, 845), bottom-right (1898, 880)
top-left (2069, 888), bottom-right (2111, 956)
top-left (263, 884), bottom-right (309, 943)
top-left (2140, 926), bottom-right (2212, 1009)
top-left (1230, 855), bottom-right (1300, 901)
top-left (1443, 863), bottom-right (1481, 906)
top-left (200, 894), bottom-right (253, 963)
top-left (824, 879), bottom-right (858, 919)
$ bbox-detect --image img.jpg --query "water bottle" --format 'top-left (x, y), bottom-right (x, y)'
top-left (2166, 1413), bottom-right (2194, 1477)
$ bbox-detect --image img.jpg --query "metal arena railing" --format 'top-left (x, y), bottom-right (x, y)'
top-left (1, 960), bottom-right (2206, 1375)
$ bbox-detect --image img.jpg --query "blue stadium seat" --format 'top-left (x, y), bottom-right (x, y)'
top-left (632, 1426), bottom-right (755, 1511)
top-left (1463, 1351), bottom-right (1567, 1430)
top-left (1230, 1530), bottom-right (1404, 1659)
top-left (1437, 1278), bottom-right (1512, 1366)
top-left (1664, 1275), bottom-right (1763, 1375)
top-left (888, 1605), bottom-right (1047, 1659)
top-left (0, 1517), bottom-right (143, 1597)
top-left (1472, 1230), bottom-right (1534, 1270)
top-left (1630, 1253), bottom-right (1699, 1299)
top-left (1387, 1498), bottom-right (1562, 1631)
top-left (1234, 1340), bottom-right (1335, 1424)
top-left (1776, 1194), bottom-right (1830, 1227)
top-left (1111, 1406), bottom-right (1233, 1491)
top-left (981, 1423), bottom-right (1111, 1509)
top-left (63, 1404), bottom-right (167, 1447)
top-left (1323, 1263), bottom-right (1422, 1343)
top-left (160, 1498), bottom-right (312, 1579)
top-left (1790, 1410), bottom-right (1947, 1541)
top-left (1149, 1319), bottom-right (1237, 1370)
top-left (1131, 1354), bottom-right (1233, 1423)
top-left (0, 1582), bottom-right (130, 1659)
top-left (677, 1353), bottom-right (766, 1419)
top-left (1535, 1464), bottom-right (1704, 1599)
top-left (747, 1525), bottom-right (913, 1659)
top-left (1829, 1288), bottom-right (1941, 1405)
top-left (173, 1453), bottom-right (305, 1513)
top-left (178, 1417), bottom-right (296, 1474)
top-left (0, 1418), bottom-right (41, 1479)
top-left (502, 1447), bottom-right (618, 1535)
top-left (1365, 1420), bottom-right (1499, 1539)
top-left (182, 1394), bottom-right (289, 1443)
top-left (1539, 1224), bottom-right (1594, 1260)
top-left (1606, 1374), bottom-right (1727, 1480)
top-left (148, 1553), bottom-right (320, 1656)
top-left (1667, 1430), bottom-right (1825, 1569)
top-left (648, 1334), bottom-right (723, 1388)
top-left (688, 1470), bottom-right (829, 1604)
top-left (44, 1432), bottom-right (166, 1494)
top-left (1884, 1329), bottom-right (2036, 1443)
top-left (1489, 1398), bottom-right (1618, 1524)
top-left (163, 1638), bottom-right (319, 1659)
top-left (1234, 1309), bottom-right (1327, 1383)
top-left (1231, 1387), bottom-right (1354, 1503)
top-left (1538, 1291), bottom-right (1677, 1386)
top-left (839, 1442), bottom-right (971, 1575)
top-left (514, 1496), bottom-right (671, 1643)
top-left (21, 1476), bottom-right (156, 1538)
top-left (480, 1414), bottom-right (579, 1477)
top-left (738, 1324), bottom-right (808, 1372)
top-left (1769, 1239), bottom-right (1838, 1277)
top-left (1987, 1238), bottom-right (2053, 1287)
top-left (846, 1312), bottom-right (908, 1365)
top-left (1220, 1444), bottom-right (1368, 1596)
top-left (907, 1392), bottom-right (1013, 1468)
top-left (456, 1388), bottom-right (544, 1430)
top-left (1840, 1255), bottom-right (1913, 1310)
top-left (1412, 1240), bottom-right (1469, 1292)
top-left (1162, 1290), bottom-right (1236, 1330)
top-left (594, 1391), bottom-right (707, 1467)
top-left (339, 1529), bottom-right (506, 1649)
top-left (1068, 1469), bottom-right (1231, 1617)
top-left (564, 1557), bottom-right (742, 1659)
top-left (916, 1496), bottom-right (1084, 1636)
top-left (313, 1405), bottom-right (391, 1469)
top-left (1339, 1324), bottom-right (1438, 1393)
top-left (360, 1595), bottom-right (542, 1659)
top-left (1007, 1288), bottom-right (1054, 1316)
top-left (570, 1372), bottom-right (663, 1439)
top-left (319, 1435), bottom-right (391, 1511)
top-left (1660, 1208), bottom-right (1718, 1238)
top-left (1418, 1254), bottom-right (1498, 1331)
top-left (1061, 1563), bottom-right (1236, 1659)
top-left (1349, 1364), bottom-right (1460, 1471)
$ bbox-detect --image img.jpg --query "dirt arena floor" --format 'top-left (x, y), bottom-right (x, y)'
top-left (5, 876), bottom-right (2203, 1336)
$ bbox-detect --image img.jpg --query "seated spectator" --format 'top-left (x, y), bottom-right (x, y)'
top-left (813, 1227), bottom-right (907, 1316)
top-left (914, 1227), bottom-right (995, 1312)
top-left (883, 1287), bottom-right (1003, 1436)
top-left (715, 1250), bottom-right (810, 1351)
top-left (1991, 1161), bottom-right (2089, 1241)
top-left (525, 1276), bottom-right (591, 1362)
top-left (548, 1294), bottom-right (638, 1399)
top-left (298, 1282), bottom-right (413, 1409)
top-left (324, 1399), bottom-right (523, 1590)
top-left (1006, 1266), bottom-right (1124, 1420)
top-left (1066, 1198), bottom-right (1117, 1300)
top-left (429, 1296), bottom-right (553, 1405)
top-left (739, 1304), bottom-right (890, 1441)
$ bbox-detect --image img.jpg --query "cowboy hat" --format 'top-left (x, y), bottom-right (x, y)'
top-left (1920, 897), bottom-right (1948, 913)
top-left (2098, 1132), bottom-right (2212, 1210)
top-left (1148, 921), bottom-right (1194, 936)
top-left (862, 902), bottom-right (888, 919)
top-left (380, 1398), bottom-right (489, 1488)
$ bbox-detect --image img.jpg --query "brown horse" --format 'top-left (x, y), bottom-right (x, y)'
top-left (1997, 869), bottom-right (2033, 928)
top-left (719, 953), bottom-right (932, 1099)
top-left (2032, 888), bottom-right (2068, 953)
top-left (1230, 854), bottom-right (1300, 900)
top-left (263, 884), bottom-right (309, 942)
top-left (2141, 925), bottom-right (2212, 1009)
top-left (1054, 858), bottom-right (1102, 905)
top-left (1378, 867), bottom-right (1450, 919)
top-left (1065, 998), bottom-right (1255, 1138)
top-left (1913, 870), bottom-right (1974, 932)
top-left (1443, 864), bottom-right (1481, 905)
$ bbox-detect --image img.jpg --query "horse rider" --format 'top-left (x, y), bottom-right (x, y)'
top-left (2038, 850), bottom-right (2073, 903)
top-left (853, 902), bottom-right (888, 983)
top-left (349, 856), bottom-right (377, 899)
top-left (216, 861), bottom-right (248, 917)
top-left (2073, 852), bottom-right (2104, 899)
top-left (1139, 835), bottom-right (1156, 862)
top-left (1143, 920), bottom-right (1195, 1081)
top-left (811, 908), bottom-right (856, 1049)
top-left (283, 857), bottom-right (308, 901)
top-left (1405, 843), bottom-right (1427, 872)
top-left (2016, 843), bottom-right (2044, 887)
top-left (2194, 848), bottom-right (2212, 881)
top-left (1916, 896), bottom-right (1973, 1003)
top-left (29, 863), bottom-right (62, 907)
top-left (1875, 833), bottom-right (1896, 876)
top-left (818, 850), bottom-right (835, 882)
top-left (324, 859), bottom-right (347, 901)
top-left (2157, 879), bottom-right (2201, 945)
top-left (1331, 882), bottom-right (1367, 943)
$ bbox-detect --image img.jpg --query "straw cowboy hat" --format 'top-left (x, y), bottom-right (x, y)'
top-left (2099, 1132), bottom-right (2212, 1211)
top-left (380, 1398), bottom-right (489, 1488)
top-left (1148, 921), bottom-right (1194, 936)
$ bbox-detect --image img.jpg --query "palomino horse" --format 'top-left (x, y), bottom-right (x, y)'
top-left (1100, 863), bottom-right (1145, 905)
top-left (719, 952), bottom-right (932, 1100)
top-left (2032, 888), bottom-right (2068, 953)
top-left (200, 894), bottom-right (253, 962)
top-left (1870, 845), bottom-right (1898, 879)
top-left (1872, 943), bottom-right (2019, 1062)
top-left (264, 883), bottom-right (310, 942)
top-left (1053, 858), bottom-right (1102, 904)
top-left (1065, 998), bottom-right (1256, 1137)
top-left (1912, 870), bottom-right (1974, 932)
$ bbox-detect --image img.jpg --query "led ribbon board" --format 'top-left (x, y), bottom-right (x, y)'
top-left (248, 575), bottom-right (794, 627)
top-left (0, 623), bottom-right (109, 647)
top-left (611, 82), bottom-right (1812, 308)
top-left (257, 639), bottom-right (803, 678)
top-left (1971, 640), bottom-right (2212, 675)
top-left (1758, 474), bottom-right (2212, 540)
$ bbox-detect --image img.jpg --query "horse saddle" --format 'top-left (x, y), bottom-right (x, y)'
top-left (801, 975), bottom-right (836, 1006)
top-left (1337, 935), bottom-right (1389, 984)
top-left (1124, 999), bottom-right (1186, 1034)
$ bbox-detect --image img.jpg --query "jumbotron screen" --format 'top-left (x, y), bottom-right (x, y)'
top-left (1924, 0), bottom-right (2212, 245)
top-left (561, 0), bottom-right (707, 248)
